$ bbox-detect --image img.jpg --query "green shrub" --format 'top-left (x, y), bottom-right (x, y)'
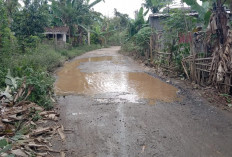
top-left (59, 44), bottom-right (101, 59)
top-left (21, 68), bottom-right (54, 110)
top-left (0, 69), bottom-right (7, 88)
top-left (135, 27), bottom-right (151, 49)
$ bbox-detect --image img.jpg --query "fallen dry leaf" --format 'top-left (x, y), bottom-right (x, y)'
top-left (11, 149), bottom-right (27, 157)
top-left (46, 114), bottom-right (58, 121)
top-left (30, 121), bottom-right (36, 126)
top-left (35, 152), bottom-right (48, 157)
top-left (31, 127), bottom-right (52, 136)
top-left (58, 126), bottom-right (66, 141)
top-left (60, 151), bottom-right (65, 157)
top-left (13, 81), bottom-right (26, 103)
top-left (39, 111), bottom-right (57, 116)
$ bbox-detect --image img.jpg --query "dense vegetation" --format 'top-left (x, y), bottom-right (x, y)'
top-left (0, 0), bottom-right (109, 109)
top-left (121, 0), bottom-right (231, 75)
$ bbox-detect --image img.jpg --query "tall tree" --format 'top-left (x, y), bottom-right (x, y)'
top-left (10, 0), bottom-right (49, 51)
top-left (143, 0), bottom-right (172, 13)
top-left (0, 0), bottom-right (13, 54)
top-left (128, 7), bottom-right (146, 38)
top-left (114, 8), bottom-right (129, 29)
top-left (11, 0), bottom-right (49, 37)
top-left (4, 0), bottom-right (20, 22)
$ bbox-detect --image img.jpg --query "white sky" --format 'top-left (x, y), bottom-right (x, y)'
top-left (91, 0), bottom-right (143, 18)
top-left (91, 0), bottom-right (202, 19)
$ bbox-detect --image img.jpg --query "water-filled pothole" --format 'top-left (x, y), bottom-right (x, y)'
top-left (55, 56), bottom-right (179, 103)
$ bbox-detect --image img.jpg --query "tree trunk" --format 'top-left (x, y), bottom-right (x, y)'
top-left (230, 1), bottom-right (232, 12)
top-left (208, 0), bottom-right (229, 89)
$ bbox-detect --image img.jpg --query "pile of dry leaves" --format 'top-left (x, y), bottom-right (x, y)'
top-left (0, 71), bottom-right (65, 157)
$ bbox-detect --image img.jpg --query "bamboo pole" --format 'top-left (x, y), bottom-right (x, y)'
top-left (150, 35), bottom-right (153, 63)
top-left (181, 61), bottom-right (190, 79)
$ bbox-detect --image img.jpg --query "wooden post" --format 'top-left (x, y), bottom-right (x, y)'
top-left (150, 35), bottom-right (153, 63)
top-left (62, 33), bottom-right (66, 48)
top-left (55, 33), bottom-right (57, 50)
top-left (88, 27), bottom-right (90, 46)
top-left (55, 33), bottom-right (57, 45)
top-left (53, 33), bottom-right (55, 49)
top-left (153, 32), bottom-right (157, 59)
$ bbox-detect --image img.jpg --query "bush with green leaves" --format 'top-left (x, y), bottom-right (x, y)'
top-left (21, 68), bottom-right (54, 109)
top-left (0, 43), bottom-right (101, 109)
top-left (162, 10), bottom-right (197, 41)
top-left (0, 69), bottom-right (6, 88)
top-left (135, 27), bottom-right (152, 49)
top-left (121, 41), bottom-right (137, 52)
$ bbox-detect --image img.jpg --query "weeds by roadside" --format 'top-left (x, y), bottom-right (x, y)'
top-left (0, 44), bottom-right (101, 109)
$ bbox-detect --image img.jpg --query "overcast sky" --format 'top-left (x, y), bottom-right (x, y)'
top-left (91, 0), bottom-right (202, 19)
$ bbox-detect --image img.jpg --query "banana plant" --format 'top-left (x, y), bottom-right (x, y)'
top-left (0, 69), bottom-right (19, 104)
top-left (143, 0), bottom-right (172, 13)
top-left (51, 0), bottom-right (104, 45)
top-left (183, 0), bottom-right (231, 24)
top-left (86, 0), bottom-right (105, 8)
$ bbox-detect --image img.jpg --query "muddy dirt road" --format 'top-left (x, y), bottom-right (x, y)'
top-left (54, 47), bottom-right (232, 157)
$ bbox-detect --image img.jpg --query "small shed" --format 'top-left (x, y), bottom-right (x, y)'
top-left (44, 26), bottom-right (69, 46)
top-left (149, 12), bottom-right (199, 31)
top-left (149, 10), bottom-right (232, 31)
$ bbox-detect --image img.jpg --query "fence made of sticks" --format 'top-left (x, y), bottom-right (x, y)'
top-left (150, 28), bottom-right (232, 94)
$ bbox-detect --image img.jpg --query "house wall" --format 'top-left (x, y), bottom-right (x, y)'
top-left (149, 16), bottom-right (167, 31)
top-left (44, 32), bottom-right (68, 48)
top-left (63, 34), bottom-right (66, 42)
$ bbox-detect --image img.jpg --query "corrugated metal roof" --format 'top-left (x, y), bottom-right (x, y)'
top-left (149, 12), bottom-right (199, 18)
top-left (44, 26), bottom-right (69, 33)
top-left (150, 10), bottom-right (231, 18)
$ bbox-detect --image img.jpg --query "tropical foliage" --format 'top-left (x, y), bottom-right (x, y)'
top-left (0, 0), bottom-right (104, 109)
top-left (143, 0), bottom-right (172, 13)
top-left (183, 0), bottom-right (231, 22)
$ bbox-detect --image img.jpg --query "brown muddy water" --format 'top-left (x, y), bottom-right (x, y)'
top-left (55, 56), bottom-right (179, 103)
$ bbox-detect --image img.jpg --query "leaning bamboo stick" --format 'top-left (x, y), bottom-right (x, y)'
top-left (181, 60), bottom-right (190, 79)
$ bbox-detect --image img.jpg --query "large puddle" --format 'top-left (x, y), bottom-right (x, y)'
top-left (55, 56), bottom-right (179, 103)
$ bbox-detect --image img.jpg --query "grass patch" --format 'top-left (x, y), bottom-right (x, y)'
top-left (58, 44), bottom-right (101, 60)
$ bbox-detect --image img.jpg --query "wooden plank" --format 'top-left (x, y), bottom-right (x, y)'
top-left (219, 83), bottom-right (232, 87)
top-left (195, 57), bottom-right (213, 61)
top-left (195, 63), bottom-right (211, 66)
top-left (156, 52), bottom-right (171, 55)
top-left (197, 69), bottom-right (201, 84)
top-left (196, 68), bottom-right (210, 73)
